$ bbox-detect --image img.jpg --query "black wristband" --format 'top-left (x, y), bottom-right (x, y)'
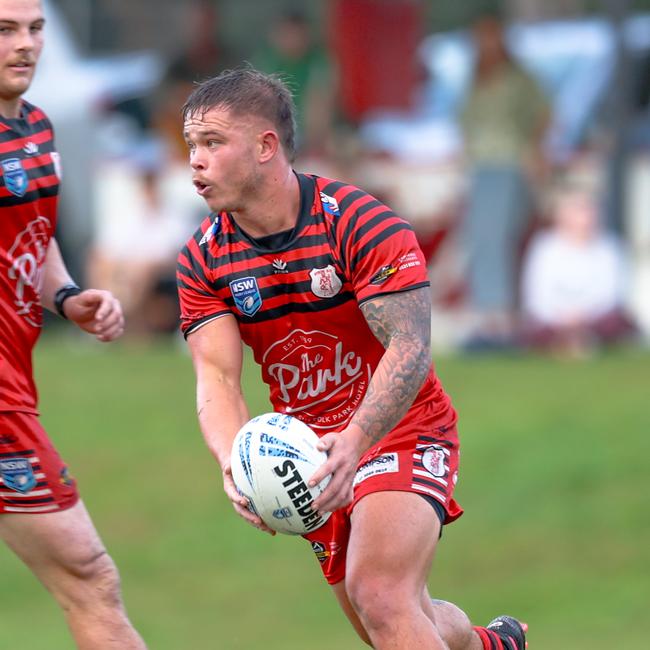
top-left (54, 283), bottom-right (82, 319)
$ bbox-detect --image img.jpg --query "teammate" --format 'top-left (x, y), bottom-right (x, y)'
top-left (177, 67), bottom-right (526, 650)
top-left (0, 1), bottom-right (146, 647)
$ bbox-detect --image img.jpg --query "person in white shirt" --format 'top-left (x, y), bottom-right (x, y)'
top-left (520, 183), bottom-right (636, 356)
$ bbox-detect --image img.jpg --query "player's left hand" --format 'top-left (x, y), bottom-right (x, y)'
top-left (310, 424), bottom-right (367, 514)
top-left (63, 289), bottom-right (125, 342)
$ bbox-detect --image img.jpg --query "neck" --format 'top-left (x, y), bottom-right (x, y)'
top-left (232, 166), bottom-right (300, 238)
top-left (0, 97), bottom-right (22, 119)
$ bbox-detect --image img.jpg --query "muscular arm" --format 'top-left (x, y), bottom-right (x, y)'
top-left (353, 285), bottom-right (432, 446)
top-left (187, 314), bottom-right (249, 467)
top-left (311, 286), bottom-right (432, 512)
top-left (187, 315), bottom-right (274, 533)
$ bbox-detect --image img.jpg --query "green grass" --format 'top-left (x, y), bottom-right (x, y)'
top-left (1, 335), bottom-right (648, 648)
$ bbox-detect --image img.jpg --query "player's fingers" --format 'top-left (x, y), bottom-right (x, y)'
top-left (313, 470), bottom-right (353, 513)
top-left (96, 314), bottom-right (125, 342)
top-left (232, 502), bottom-right (275, 535)
top-left (308, 456), bottom-right (337, 488)
top-left (316, 433), bottom-right (336, 452)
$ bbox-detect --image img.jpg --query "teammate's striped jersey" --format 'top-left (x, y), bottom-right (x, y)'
top-left (0, 101), bottom-right (60, 414)
top-left (177, 173), bottom-right (455, 445)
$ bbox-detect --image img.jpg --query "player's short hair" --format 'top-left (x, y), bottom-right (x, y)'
top-left (182, 66), bottom-right (297, 162)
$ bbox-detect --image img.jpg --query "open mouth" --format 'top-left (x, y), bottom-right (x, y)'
top-left (193, 180), bottom-right (210, 195)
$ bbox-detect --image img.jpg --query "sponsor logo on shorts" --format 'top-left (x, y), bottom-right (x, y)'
top-left (353, 452), bottom-right (399, 486)
top-left (59, 466), bottom-right (74, 486)
top-left (0, 434), bottom-right (18, 445)
top-left (422, 445), bottom-right (446, 478)
top-left (0, 457), bottom-right (36, 494)
top-left (311, 541), bottom-right (340, 564)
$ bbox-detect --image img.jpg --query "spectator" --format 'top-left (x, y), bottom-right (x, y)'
top-left (520, 183), bottom-right (636, 357)
top-left (460, 13), bottom-right (550, 350)
top-left (87, 137), bottom-right (204, 337)
top-left (254, 9), bottom-right (335, 157)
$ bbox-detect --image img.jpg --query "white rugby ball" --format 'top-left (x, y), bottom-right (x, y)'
top-left (230, 412), bottom-right (331, 535)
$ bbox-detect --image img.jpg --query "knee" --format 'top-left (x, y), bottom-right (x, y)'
top-left (57, 551), bottom-right (124, 612)
top-left (346, 573), bottom-right (415, 633)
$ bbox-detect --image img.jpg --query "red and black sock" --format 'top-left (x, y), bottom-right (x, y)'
top-left (474, 626), bottom-right (517, 650)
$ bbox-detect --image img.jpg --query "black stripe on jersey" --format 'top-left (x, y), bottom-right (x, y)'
top-left (183, 311), bottom-right (232, 338)
top-left (1, 496), bottom-right (55, 505)
top-left (350, 221), bottom-right (413, 272)
top-left (412, 476), bottom-right (447, 495)
top-left (417, 436), bottom-right (454, 448)
top-left (230, 289), bottom-right (357, 324)
top-left (0, 183), bottom-right (58, 208)
top-left (339, 198), bottom-right (391, 261)
top-left (0, 449), bottom-right (35, 458)
top-left (210, 232), bottom-right (330, 269)
top-left (177, 246), bottom-right (213, 293)
top-left (357, 282), bottom-right (430, 307)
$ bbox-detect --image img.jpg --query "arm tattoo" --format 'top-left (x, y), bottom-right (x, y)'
top-left (353, 286), bottom-right (432, 445)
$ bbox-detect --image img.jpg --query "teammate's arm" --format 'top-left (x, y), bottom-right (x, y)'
top-left (311, 286), bottom-right (432, 513)
top-left (41, 238), bottom-right (124, 342)
top-left (187, 315), bottom-right (275, 534)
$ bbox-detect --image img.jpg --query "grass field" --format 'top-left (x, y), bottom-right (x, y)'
top-left (1, 335), bottom-right (648, 649)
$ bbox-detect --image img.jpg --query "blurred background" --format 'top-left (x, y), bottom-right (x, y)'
top-left (1, 0), bottom-right (648, 648)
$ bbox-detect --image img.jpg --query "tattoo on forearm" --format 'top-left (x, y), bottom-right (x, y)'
top-left (353, 287), bottom-right (432, 445)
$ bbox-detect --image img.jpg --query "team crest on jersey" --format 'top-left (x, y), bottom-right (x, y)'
top-left (229, 276), bottom-right (262, 316)
top-left (319, 192), bottom-right (340, 216)
top-left (0, 457), bottom-right (36, 494)
top-left (1, 157), bottom-right (28, 197)
top-left (309, 265), bottom-right (342, 298)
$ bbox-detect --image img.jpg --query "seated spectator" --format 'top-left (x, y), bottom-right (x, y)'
top-left (87, 136), bottom-right (205, 337)
top-left (520, 183), bottom-right (637, 357)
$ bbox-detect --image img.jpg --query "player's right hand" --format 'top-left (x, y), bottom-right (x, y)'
top-left (221, 464), bottom-right (276, 535)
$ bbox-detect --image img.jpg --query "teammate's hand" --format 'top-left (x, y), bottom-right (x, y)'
top-left (222, 463), bottom-right (276, 535)
top-left (63, 289), bottom-right (125, 342)
top-left (310, 424), bottom-right (367, 514)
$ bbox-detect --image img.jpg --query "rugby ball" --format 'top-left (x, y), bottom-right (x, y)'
top-left (230, 412), bottom-right (331, 535)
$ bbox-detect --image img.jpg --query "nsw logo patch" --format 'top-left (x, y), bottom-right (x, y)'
top-left (2, 158), bottom-right (28, 197)
top-left (229, 276), bottom-right (262, 317)
top-left (0, 457), bottom-right (36, 494)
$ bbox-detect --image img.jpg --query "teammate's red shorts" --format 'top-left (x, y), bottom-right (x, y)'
top-left (303, 419), bottom-right (464, 585)
top-left (0, 411), bottom-right (78, 514)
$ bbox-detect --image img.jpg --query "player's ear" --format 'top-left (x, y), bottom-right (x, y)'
top-left (258, 130), bottom-right (280, 163)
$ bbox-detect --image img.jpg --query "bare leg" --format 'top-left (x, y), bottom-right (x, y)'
top-left (0, 500), bottom-right (146, 649)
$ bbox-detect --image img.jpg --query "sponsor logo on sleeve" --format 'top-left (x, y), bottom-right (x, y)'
top-left (229, 276), bottom-right (262, 316)
top-left (353, 452), bottom-right (399, 486)
top-left (397, 252), bottom-right (421, 271)
top-left (370, 265), bottom-right (398, 285)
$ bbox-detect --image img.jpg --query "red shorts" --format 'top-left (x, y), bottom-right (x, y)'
top-left (0, 411), bottom-right (79, 514)
top-left (303, 421), bottom-right (464, 584)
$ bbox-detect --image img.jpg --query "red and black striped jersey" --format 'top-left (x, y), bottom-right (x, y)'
top-left (0, 100), bottom-right (60, 414)
top-left (177, 173), bottom-right (454, 443)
